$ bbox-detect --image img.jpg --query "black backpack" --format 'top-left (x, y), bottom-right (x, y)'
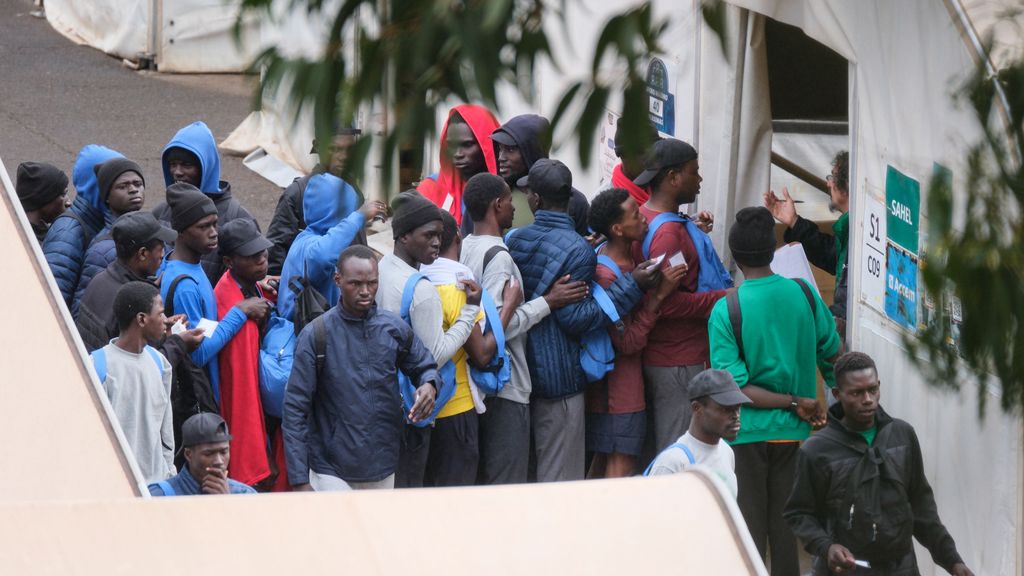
top-left (819, 424), bottom-right (915, 562)
top-left (288, 262), bottom-right (330, 336)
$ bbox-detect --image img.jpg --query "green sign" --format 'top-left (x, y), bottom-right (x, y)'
top-left (885, 165), bottom-right (920, 254)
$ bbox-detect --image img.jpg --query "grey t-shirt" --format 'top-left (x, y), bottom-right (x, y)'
top-left (460, 234), bottom-right (551, 404)
top-left (647, 431), bottom-right (737, 498)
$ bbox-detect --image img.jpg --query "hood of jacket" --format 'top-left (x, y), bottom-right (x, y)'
top-left (302, 173), bottom-right (358, 234)
top-left (491, 114), bottom-right (550, 177)
top-left (72, 144), bottom-right (125, 217)
top-left (161, 121), bottom-right (222, 194)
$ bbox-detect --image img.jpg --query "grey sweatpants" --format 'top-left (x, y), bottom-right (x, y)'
top-left (531, 393), bottom-right (585, 482)
top-left (309, 470), bottom-right (395, 491)
top-left (643, 364), bottom-right (705, 452)
top-left (478, 396), bottom-right (530, 484)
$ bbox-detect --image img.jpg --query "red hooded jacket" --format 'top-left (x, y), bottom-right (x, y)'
top-left (417, 104), bottom-right (500, 225)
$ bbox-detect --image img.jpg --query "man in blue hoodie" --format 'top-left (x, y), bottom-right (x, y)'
top-left (490, 114), bottom-right (590, 236)
top-left (152, 121), bottom-right (258, 285)
top-left (159, 183), bottom-right (271, 403)
top-left (277, 173), bottom-right (385, 322)
top-left (43, 144), bottom-right (124, 308)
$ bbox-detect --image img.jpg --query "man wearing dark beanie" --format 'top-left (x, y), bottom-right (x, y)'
top-left (708, 206), bottom-right (841, 576)
top-left (376, 190), bottom-right (482, 488)
top-left (72, 158), bottom-right (148, 316)
top-left (16, 161), bottom-right (70, 242)
top-left (159, 182), bottom-right (271, 407)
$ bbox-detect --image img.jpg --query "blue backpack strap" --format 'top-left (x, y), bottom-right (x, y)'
top-left (156, 480), bottom-right (175, 496)
top-left (91, 348), bottom-right (107, 383)
top-left (595, 254), bottom-right (622, 279)
top-left (591, 283), bottom-right (623, 332)
top-left (478, 288), bottom-right (505, 353)
top-left (641, 212), bottom-right (685, 259)
top-left (503, 227), bottom-right (519, 244)
top-left (399, 273), bottom-right (426, 322)
top-left (682, 219), bottom-right (734, 291)
top-left (643, 442), bottom-right (697, 476)
top-left (144, 346), bottom-right (164, 379)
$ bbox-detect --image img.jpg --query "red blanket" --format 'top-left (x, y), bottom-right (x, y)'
top-left (214, 271), bottom-right (271, 486)
top-left (611, 163), bottom-right (650, 206)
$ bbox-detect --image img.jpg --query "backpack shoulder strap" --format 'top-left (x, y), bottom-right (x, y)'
top-left (641, 212), bottom-right (686, 259)
top-left (792, 278), bottom-right (816, 316)
top-left (595, 254), bottom-right (622, 279)
top-left (156, 480), bottom-right (176, 496)
top-left (726, 290), bottom-right (744, 361)
top-left (144, 346), bottom-right (165, 379)
top-left (313, 316), bottom-right (327, 378)
top-left (91, 348), bottom-right (108, 383)
top-left (164, 274), bottom-right (192, 318)
top-left (399, 273), bottom-right (426, 322)
top-left (503, 227), bottom-right (519, 244)
top-left (643, 441), bottom-right (697, 476)
top-left (482, 245), bottom-right (509, 277)
top-left (591, 283), bottom-right (623, 331)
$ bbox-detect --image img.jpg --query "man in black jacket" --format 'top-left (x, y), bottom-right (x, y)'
top-left (784, 352), bottom-right (973, 576)
top-left (265, 126), bottom-right (366, 275)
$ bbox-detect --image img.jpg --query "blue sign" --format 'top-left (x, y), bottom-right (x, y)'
top-left (884, 244), bottom-right (918, 330)
top-left (646, 58), bottom-right (675, 136)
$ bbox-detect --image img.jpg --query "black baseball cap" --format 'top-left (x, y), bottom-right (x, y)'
top-left (219, 218), bottom-right (273, 257)
top-left (688, 369), bottom-right (753, 406)
top-left (516, 158), bottom-right (572, 202)
top-left (111, 211), bottom-right (177, 253)
top-left (632, 138), bottom-right (698, 187)
top-left (181, 413), bottom-right (233, 448)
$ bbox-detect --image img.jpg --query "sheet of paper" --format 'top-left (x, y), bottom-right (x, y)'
top-left (196, 318), bottom-right (218, 337)
top-left (651, 253), bottom-right (666, 267)
top-left (769, 243), bottom-right (821, 297)
top-left (854, 560), bottom-right (871, 568)
top-left (170, 319), bottom-right (186, 335)
top-left (441, 193), bottom-right (454, 212)
top-left (668, 252), bottom-right (687, 268)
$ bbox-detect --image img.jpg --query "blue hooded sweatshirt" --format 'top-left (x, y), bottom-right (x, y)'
top-left (43, 145), bottom-right (123, 307)
top-left (277, 174), bottom-right (363, 321)
top-left (151, 121), bottom-right (256, 285)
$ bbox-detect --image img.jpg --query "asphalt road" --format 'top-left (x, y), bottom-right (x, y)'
top-left (0, 0), bottom-right (281, 226)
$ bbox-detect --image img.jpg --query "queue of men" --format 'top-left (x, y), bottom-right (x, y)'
top-left (12, 110), bottom-right (972, 576)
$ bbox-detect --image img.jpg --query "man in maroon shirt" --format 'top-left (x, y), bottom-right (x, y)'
top-left (632, 138), bottom-right (731, 453)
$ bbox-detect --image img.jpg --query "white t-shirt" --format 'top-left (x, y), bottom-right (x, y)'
top-left (647, 431), bottom-right (738, 497)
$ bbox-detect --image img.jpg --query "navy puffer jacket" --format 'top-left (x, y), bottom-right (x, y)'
top-left (71, 225), bottom-right (117, 317)
top-left (42, 145), bottom-right (123, 308)
top-left (508, 210), bottom-right (644, 398)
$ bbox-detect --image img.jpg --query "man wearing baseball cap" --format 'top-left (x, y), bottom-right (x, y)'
top-left (149, 413), bottom-right (257, 496)
top-left (645, 369), bottom-right (751, 498)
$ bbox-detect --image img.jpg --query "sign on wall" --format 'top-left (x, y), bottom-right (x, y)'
top-left (646, 58), bottom-right (676, 137)
top-left (860, 191), bottom-right (887, 313)
top-left (885, 166), bottom-right (920, 254)
top-left (884, 244), bottom-right (918, 329)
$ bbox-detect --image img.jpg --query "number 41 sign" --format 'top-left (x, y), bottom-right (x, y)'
top-left (861, 191), bottom-right (887, 313)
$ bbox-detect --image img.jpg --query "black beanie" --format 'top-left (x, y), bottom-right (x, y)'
top-left (16, 162), bottom-right (68, 212)
top-left (728, 206), bottom-right (776, 267)
top-left (94, 158), bottom-right (145, 203)
top-left (166, 182), bottom-right (217, 232)
top-left (392, 190), bottom-right (443, 239)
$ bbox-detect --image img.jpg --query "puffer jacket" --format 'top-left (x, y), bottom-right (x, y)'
top-left (42, 145), bottom-right (123, 307)
top-left (151, 121), bottom-right (257, 285)
top-left (784, 403), bottom-right (965, 575)
top-left (507, 210), bottom-right (643, 398)
top-left (71, 225), bottom-right (117, 317)
top-left (277, 173), bottom-right (364, 321)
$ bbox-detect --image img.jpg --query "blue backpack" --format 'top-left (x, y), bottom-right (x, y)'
top-left (641, 212), bottom-right (733, 292)
top-left (469, 245), bottom-right (512, 395)
top-left (398, 273), bottom-right (458, 427)
top-left (643, 441), bottom-right (696, 476)
top-left (258, 312), bottom-right (296, 418)
top-left (580, 253), bottom-right (624, 383)
top-left (91, 345), bottom-right (164, 383)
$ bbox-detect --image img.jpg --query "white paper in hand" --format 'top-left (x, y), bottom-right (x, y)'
top-left (195, 318), bottom-right (219, 338)
top-left (170, 319), bottom-right (186, 335)
top-left (770, 243), bottom-right (821, 297)
top-left (668, 252), bottom-right (687, 268)
top-left (651, 253), bottom-right (666, 267)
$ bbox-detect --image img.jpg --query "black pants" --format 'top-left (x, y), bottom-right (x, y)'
top-left (395, 410), bottom-right (479, 488)
top-left (734, 441), bottom-right (801, 576)
top-left (478, 397), bottom-right (530, 484)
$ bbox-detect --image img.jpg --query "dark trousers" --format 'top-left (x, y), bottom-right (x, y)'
top-left (395, 410), bottom-right (479, 488)
top-left (478, 397), bottom-right (530, 484)
top-left (734, 441), bottom-right (801, 576)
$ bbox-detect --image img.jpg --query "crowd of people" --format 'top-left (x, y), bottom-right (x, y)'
top-left (13, 109), bottom-right (971, 575)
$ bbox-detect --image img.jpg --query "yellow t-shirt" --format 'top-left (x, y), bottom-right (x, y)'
top-left (434, 284), bottom-right (484, 419)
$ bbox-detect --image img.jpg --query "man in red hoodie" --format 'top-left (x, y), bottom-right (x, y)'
top-left (418, 104), bottom-right (500, 231)
top-left (214, 218), bottom-right (277, 490)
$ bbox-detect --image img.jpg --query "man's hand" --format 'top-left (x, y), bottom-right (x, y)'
top-left (462, 278), bottom-right (482, 306)
top-left (654, 263), bottom-right (688, 301)
top-left (359, 199), bottom-right (388, 222)
top-left (293, 483), bottom-right (315, 492)
top-left (177, 327), bottom-right (206, 352)
top-left (501, 277), bottom-right (523, 311)
top-left (763, 188), bottom-right (798, 228)
top-left (237, 297), bottom-right (271, 321)
top-left (950, 563), bottom-right (974, 576)
top-left (631, 258), bottom-right (662, 291)
top-left (543, 275), bottom-right (588, 309)
top-left (164, 314), bottom-right (187, 335)
top-left (826, 543), bottom-right (856, 573)
top-left (794, 396), bottom-right (825, 427)
top-left (201, 467), bottom-right (230, 495)
top-left (258, 275), bottom-right (280, 299)
top-left (695, 210), bottom-right (715, 234)
top-left (585, 232), bottom-right (606, 248)
top-left (408, 382), bottom-right (437, 423)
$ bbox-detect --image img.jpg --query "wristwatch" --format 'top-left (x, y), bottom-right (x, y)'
top-left (789, 395), bottom-right (799, 412)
